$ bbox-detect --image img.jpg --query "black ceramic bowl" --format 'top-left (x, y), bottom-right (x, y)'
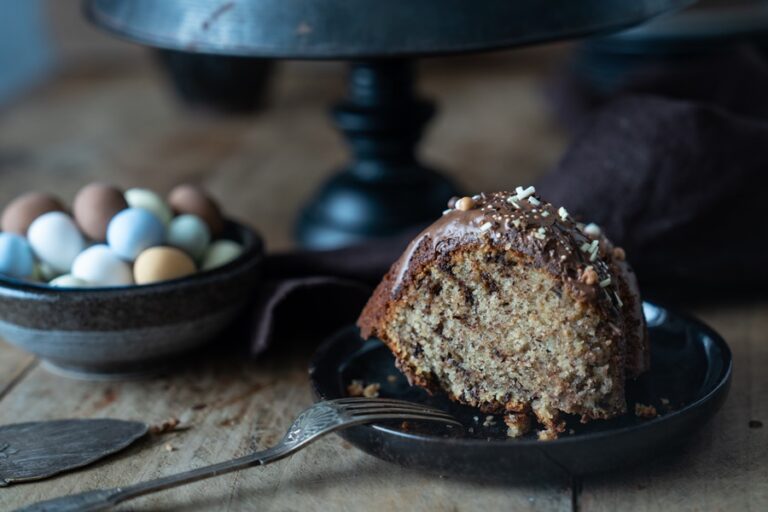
top-left (0, 221), bottom-right (263, 380)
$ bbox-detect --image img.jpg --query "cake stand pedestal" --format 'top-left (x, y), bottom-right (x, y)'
top-left (296, 60), bottom-right (456, 248)
top-left (85, 0), bottom-right (693, 248)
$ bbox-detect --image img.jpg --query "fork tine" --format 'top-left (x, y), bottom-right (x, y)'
top-left (333, 397), bottom-right (423, 405)
top-left (333, 397), bottom-right (438, 404)
top-left (339, 402), bottom-right (445, 412)
top-left (350, 413), bottom-right (462, 426)
top-left (331, 398), bottom-right (457, 422)
top-left (346, 406), bottom-right (456, 420)
top-left (333, 397), bottom-right (446, 411)
top-left (343, 406), bottom-right (456, 418)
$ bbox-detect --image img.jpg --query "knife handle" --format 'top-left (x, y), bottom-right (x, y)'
top-left (14, 488), bottom-right (123, 512)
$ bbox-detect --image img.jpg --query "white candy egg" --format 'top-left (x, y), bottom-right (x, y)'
top-left (202, 240), bottom-right (243, 270)
top-left (124, 188), bottom-right (173, 226)
top-left (72, 245), bottom-right (134, 286)
top-left (167, 214), bottom-right (211, 261)
top-left (0, 232), bottom-right (35, 279)
top-left (27, 212), bottom-right (86, 273)
top-left (49, 274), bottom-right (91, 288)
top-left (107, 208), bottom-right (166, 261)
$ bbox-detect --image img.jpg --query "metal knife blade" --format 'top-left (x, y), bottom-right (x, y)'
top-left (0, 419), bottom-right (147, 486)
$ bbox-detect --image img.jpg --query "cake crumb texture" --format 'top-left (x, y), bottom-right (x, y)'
top-left (358, 190), bottom-right (649, 438)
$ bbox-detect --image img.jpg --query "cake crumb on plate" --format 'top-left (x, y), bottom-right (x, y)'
top-left (346, 379), bottom-right (380, 397)
top-left (635, 403), bottom-right (658, 418)
top-left (504, 413), bottom-right (531, 438)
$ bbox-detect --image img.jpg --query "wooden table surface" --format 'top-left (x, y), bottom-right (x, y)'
top-left (0, 48), bottom-right (765, 511)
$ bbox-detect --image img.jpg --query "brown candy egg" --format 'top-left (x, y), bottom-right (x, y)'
top-left (167, 184), bottom-right (224, 236)
top-left (73, 183), bottom-right (128, 241)
top-left (134, 246), bottom-right (196, 285)
top-left (1, 192), bottom-right (66, 235)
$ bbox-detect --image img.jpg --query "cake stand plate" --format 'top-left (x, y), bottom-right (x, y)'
top-left (84, 0), bottom-right (694, 59)
top-left (309, 302), bottom-right (732, 478)
top-left (85, 0), bottom-right (694, 249)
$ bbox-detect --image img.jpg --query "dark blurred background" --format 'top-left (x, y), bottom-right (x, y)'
top-left (2, 0), bottom-right (766, 297)
top-left (0, 0), bottom-right (569, 252)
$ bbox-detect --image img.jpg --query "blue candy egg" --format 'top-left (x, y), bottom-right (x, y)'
top-left (107, 208), bottom-right (165, 261)
top-left (0, 232), bottom-right (35, 279)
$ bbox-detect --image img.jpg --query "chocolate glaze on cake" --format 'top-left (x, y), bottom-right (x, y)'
top-left (358, 188), bottom-right (649, 439)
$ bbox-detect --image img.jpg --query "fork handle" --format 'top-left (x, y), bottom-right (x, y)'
top-left (16, 447), bottom-right (288, 512)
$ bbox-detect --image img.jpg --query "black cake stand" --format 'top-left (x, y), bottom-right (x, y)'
top-left (85, 0), bottom-right (693, 249)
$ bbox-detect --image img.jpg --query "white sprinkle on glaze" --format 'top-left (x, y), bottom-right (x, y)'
top-left (507, 197), bottom-right (520, 208)
top-left (615, 293), bottom-right (624, 307)
top-left (558, 206), bottom-right (569, 220)
top-left (512, 219), bottom-right (521, 228)
top-left (541, 211), bottom-right (550, 217)
top-left (515, 185), bottom-right (536, 200)
top-left (528, 196), bottom-right (541, 206)
top-left (580, 242), bottom-right (592, 252)
top-left (599, 277), bottom-right (612, 287)
top-left (472, 194), bottom-right (482, 201)
top-left (584, 223), bottom-right (601, 236)
top-left (479, 222), bottom-right (493, 232)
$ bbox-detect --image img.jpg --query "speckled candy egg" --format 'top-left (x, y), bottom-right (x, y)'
top-left (202, 240), bottom-right (243, 270)
top-left (72, 245), bottom-right (133, 286)
top-left (107, 208), bottom-right (166, 261)
top-left (167, 214), bottom-right (210, 261)
top-left (1, 192), bottom-right (65, 235)
top-left (134, 246), bottom-right (196, 285)
top-left (49, 274), bottom-right (91, 288)
top-left (168, 184), bottom-right (224, 236)
top-left (27, 212), bottom-right (86, 273)
top-left (73, 183), bottom-right (128, 241)
top-left (125, 188), bottom-right (173, 226)
top-left (0, 233), bottom-right (35, 279)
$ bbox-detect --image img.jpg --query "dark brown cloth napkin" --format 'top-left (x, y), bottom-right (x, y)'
top-left (541, 45), bottom-right (768, 291)
top-left (251, 45), bottom-right (768, 355)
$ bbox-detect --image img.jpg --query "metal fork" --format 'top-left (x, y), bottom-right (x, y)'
top-left (17, 398), bottom-right (460, 512)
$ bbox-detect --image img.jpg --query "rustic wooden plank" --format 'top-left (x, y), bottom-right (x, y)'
top-left (0, 53), bottom-right (566, 253)
top-left (0, 347), bottom-right (571, 511)
top-left (0, 48), bottom-right (572, 510)
top-left (578, 303), bottom-right (768, 512)
top-left (1, 40), bottom-right (765, 511)
top-left (0, 341), bottom-right (36, 399)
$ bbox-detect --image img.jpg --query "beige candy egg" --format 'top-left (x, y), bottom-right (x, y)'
top-left (134, 247), bottom-right (196, 285)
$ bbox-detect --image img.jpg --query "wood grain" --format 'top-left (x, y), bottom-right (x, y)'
top-left (0, 348), bottom-right (571, 511)
top-left (0, 49), bottom-right (572, 510)
top-left (0, 42), bottom-right (763, 511)
top-left (0, 52), bottom-right (566, 252)
top-left (0, 342), bottom-right (35, 400)
top-left (579, 303), bottom-right (768, 512)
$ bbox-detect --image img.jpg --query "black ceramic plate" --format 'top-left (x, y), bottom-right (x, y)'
top-left (309, 303), bottom-right (732, 478)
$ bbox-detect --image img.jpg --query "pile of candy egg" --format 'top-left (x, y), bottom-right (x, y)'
top-left (0, 183), bottom-right (245, 287)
